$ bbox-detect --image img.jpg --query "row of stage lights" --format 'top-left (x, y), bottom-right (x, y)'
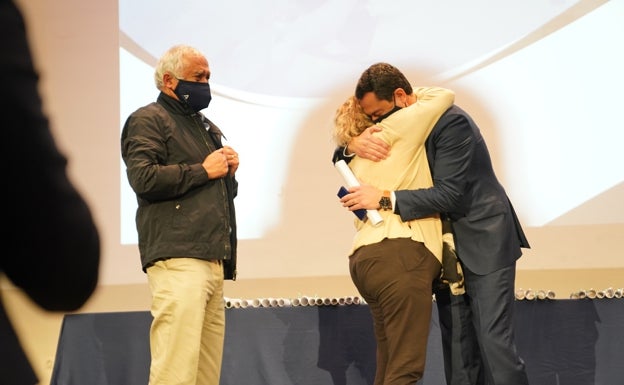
top-left (225, 286), bottom-right (624, 308)
top-left (511, 287), bottom-right (623, 301)
top-left (224, 296), bottom-right (366, 309)
top-left (569, 287), bottom-right (623, 300)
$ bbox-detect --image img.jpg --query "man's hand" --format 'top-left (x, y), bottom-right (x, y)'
top-left (202, 149), bottom-right (229, 179)
top-left (222, 145), bottom-right (239, 176)
top-left (339, 184), bottom-right (383, 211)
top-left (347, 125), bottom-right (390, 161)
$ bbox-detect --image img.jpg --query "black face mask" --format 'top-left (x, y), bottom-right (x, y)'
top-left (373, 104), bottom-right (402, 123)
top-left (174, 79), bottom-right (212, 112)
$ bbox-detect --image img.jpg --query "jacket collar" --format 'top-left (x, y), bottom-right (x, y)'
top-left (157, 92), bottom-right (196, 116)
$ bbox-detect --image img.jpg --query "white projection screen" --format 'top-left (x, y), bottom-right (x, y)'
top-left (112, 0), bottom-right (622, 285)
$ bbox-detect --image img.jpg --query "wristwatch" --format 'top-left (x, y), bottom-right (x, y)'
top-left (379, 190), bottom-right (392, 211)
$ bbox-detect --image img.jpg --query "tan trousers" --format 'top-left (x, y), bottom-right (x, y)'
top-left (147, 258), bottom-right (225, 385)
top-left (349, 238), bottom-right (441, 385)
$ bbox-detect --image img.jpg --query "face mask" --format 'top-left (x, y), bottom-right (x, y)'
top-left (373, 104), bottom-right (402, 123)
top-left (174, 79), bottom-right (212, 112)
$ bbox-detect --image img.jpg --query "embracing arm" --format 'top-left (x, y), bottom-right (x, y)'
top-left (332, 126), bottom-right (389, 164)
top-left (332, 86), bottom-right (454, 164)
top-left (337, 88), bottom-right (456, 212)
top-left (375, 86), bottom-right (455, 146)
top-left (395, 108), bottom-right (473, 220)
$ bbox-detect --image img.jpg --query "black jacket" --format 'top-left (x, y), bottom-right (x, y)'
top-left (121, 93), bottom-right (237, 280)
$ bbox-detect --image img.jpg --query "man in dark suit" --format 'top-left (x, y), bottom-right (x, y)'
top-left (334, 62), bottom-right (530, 385)
top-left (1, 1), bottom-right (100, 383)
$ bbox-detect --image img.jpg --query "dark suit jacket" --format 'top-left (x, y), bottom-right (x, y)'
top-left (333, 105), bottom-right (529, 275)
top-left (395, 105), bottom-right (530, 274)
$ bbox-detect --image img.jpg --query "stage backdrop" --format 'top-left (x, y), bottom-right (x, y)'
top-left (12, 0), bottom-right (624, 287)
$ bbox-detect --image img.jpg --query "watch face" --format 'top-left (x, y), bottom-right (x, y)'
top-left (380, 196), bottom-right (392, 211)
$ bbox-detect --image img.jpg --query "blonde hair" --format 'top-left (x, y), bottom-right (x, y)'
top-left (332, 96), bottom-right (373, 147)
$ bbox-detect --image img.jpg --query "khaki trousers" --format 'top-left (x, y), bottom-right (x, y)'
top-left (147, 258), bottom-right (225, 385)
top-left (349, 238), bottom-right (441, 385)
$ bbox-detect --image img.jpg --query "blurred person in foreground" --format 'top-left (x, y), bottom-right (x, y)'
top-left (121, 44), bottom-right (239, 385)
top-left (332, 75), bottom-right (454, 384)
top-left (1, 1), bottom-right (100, 384)
top-left (334, 62), bottom-right (530, 385)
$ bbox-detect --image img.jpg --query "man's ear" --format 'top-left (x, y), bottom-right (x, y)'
top-left (163, 72), bottom-right (176, 90)
top-left (394, 88), bottom-right (408, 106)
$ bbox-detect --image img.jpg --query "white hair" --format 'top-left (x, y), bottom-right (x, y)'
top-left (154, 45), bottom-right (205, 90)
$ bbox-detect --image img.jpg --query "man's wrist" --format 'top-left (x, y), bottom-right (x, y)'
top-left (343, 143), bottom-right (356, 158)
top-left (379, 190), bottom-right (392, 211)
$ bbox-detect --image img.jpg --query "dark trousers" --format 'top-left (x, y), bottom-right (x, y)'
top-left (435, 263), bottom-right (529, 385)
top-left (350, 238), bottom-right (441, 385)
